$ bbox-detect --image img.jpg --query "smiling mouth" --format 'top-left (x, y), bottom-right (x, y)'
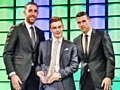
top-left (55, 33), bottom-right (60, 34)
top-left (30, 16), bottom-right (36, 18)
top-left (30, 18), bottom-right (36, 21)
top-left (30, 17), bottom-right (35, 19)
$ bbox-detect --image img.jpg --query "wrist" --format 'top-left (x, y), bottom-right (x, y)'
top-left (9, 72), bottom-right (16, 77)
top-left (10, 74), bottom-right (17, 79)
top-left (57, 72), bottom-right (61, 80)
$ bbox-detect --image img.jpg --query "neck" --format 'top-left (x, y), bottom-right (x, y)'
top-left (25, 19), bottom-right (34, 26)
top-left (55, 36), bottom-right (62, 40)
top-left (28, 22), bottom-right (34, 26)
top-left (84, 27), bottom-right (92, 34)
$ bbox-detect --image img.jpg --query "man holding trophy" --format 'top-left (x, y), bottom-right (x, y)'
top-left (36, 16), bottom-right (79, 90)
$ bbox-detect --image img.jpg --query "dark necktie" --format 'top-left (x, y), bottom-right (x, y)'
top-left (85, 35), bottom-right (88, 57)
top-left (30, 26), bottom-right (35, 47)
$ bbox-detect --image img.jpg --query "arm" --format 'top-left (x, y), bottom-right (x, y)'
top-left (102, 31), bottom-right (115, 79)
top-left (40, 30), bottom-right (45, 41)
top-left (3, 26), bottom-right (18, 75)
top-left (73, 38), bottom-right (81, 63)
top-left (101, 31), bottom-right (115, 90)
top-left (36, 43), bottom-right (43, 73)
top-left (3, 26), bottom-right (22, 89)
top-left (36, 43), bottom-right (47, 84)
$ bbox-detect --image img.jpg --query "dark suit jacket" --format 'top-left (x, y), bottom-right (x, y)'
top-left (74, 29), bottom-right (115, 89)
top-left (36, 39), bottom-right (79, 90)
top-left (3, 22), bottom-right (45, 81)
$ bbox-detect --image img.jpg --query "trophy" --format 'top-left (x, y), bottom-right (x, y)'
top-left (41, 64), bottom-right (54, 82)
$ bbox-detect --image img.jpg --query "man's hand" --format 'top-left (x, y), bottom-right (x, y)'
top-left (47, 72), bottom-right (61, 84)
top-left (101, 77), bottom-right (112, 90)
top-left (11, 74), bottom-right (22, 90)
top-left (37, 71), bottom-right (47, 84)
top-left (63, 37), bottom-right (67, 40)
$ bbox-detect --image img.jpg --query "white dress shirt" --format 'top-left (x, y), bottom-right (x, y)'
top-left (50, 36), bottom-right (63, 72)
top-left (82, 28), bottom-right (92, 54)
top-left (25, 20), bottom-right (36, 41)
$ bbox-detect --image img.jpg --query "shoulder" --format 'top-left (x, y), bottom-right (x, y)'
top-left (64, 40), bottom-right (76, 47)
top-left (93, 29), bottom-right (109, 38)
top-left (40, 39), bottom-right (50, 44)
top-left (74, 34), bottom-right (82, 42)
top-left (35, 26), bottom-right (45, 40)
top-left (93, 29), bottom-right (106, 35)
top-left (64, 40), bottom-right (73, 44)
top-left (35, 26), bottom-right (44, 33)
top-left (75, 34), bottom-right (81, 39)
top-left (35, 26), bottom-right (45, 38)
top-left (8, 22), bottom-right (24, 33)
top-left (11, 22), bottom-right (24, 28)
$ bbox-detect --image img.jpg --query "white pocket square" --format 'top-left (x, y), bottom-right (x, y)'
top-left (64, 48), bottom-right (69, 51)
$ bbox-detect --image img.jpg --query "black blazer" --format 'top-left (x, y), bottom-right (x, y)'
top-left (74, 29), bottom-right (115, 89)
top-left (3, 22), bottom-right (45, 81)
top-left (36, 39), bottom-right (79, 90)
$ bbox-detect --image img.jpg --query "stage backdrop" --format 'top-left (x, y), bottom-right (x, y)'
top-left (0, 0), bottom-right (120, 90)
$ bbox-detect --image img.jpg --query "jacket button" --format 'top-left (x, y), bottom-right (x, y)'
top-left (88, 69), bottom-right (90, 72)
top-left (31, 63), bottom-right (34, 66)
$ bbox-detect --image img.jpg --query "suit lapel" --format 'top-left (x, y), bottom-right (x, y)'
top-left (33, 27), bottom-right (39, 51)
top-left (76, 34), bottom-right (88, 62)
top-left (60, 39), bottom-right (66, 58)
top-left (88, 29), bottom-right (97, 57)
top-left (77, 35), bottom-right (86, 58)
top-left (79, 35), bottom-right (84, 56)
top-left (59, 39), bottom-right (66, 68)
top-left (20, 22), bottom-right (33, 49)
top-left (46, 39), bottom-right (52, 66)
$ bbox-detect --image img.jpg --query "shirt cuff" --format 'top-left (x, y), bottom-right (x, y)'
top-left (9, 72), bottom-right (16, 77)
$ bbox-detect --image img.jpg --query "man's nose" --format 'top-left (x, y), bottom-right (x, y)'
top-left (31, 11), bottom-right (36, 15)
top-left (56, 28), bottom-right (60, 31)
top-left (80, 23), bottom-right (84, 27)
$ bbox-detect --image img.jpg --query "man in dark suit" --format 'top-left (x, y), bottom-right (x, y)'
top-left (74, 12), bottom-right (115, 90)
top-left (3, 2), bottom-right (45, 90)
top-left (36, 16), bottom-right (79, 90)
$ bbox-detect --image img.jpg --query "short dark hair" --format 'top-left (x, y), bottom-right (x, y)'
top-left (50, 16), bottom-right (63, 27)
top-left (76, 11), bottom-right (89, 18)
top-left (25, 2), bottom-right (38, 9)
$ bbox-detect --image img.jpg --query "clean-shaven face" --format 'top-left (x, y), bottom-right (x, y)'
top-left (76, 15), bottom-right (91, 34)
top-left (50, 21), bottom-right (64, 39)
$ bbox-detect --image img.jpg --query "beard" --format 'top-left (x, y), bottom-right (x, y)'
top-left (26, 17), bottom-right (36, 25)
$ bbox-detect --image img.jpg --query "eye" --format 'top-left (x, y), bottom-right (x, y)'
top-left (82, 20), bottom-right (86, 22)
top-left (52, 27), bottom-right (56, 29)
top-left (77, 22), bottom-right (81, 24)
top-left (34, 10), bottom-right (38, 12)
top-left (58, 26), bottom-right (62, 28)
top-left (28, 9), bottom-right (32, 12)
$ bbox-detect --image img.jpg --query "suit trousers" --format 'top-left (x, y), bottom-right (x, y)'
top-left (39, 81), bottom-right (65, 90)
top-left (82, 72), bottom-right (95, 90)
top-left (11, 67), bottom-right (39, 90)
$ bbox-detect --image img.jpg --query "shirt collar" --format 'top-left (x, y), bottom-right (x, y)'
top-left (24, 19), bottom-right (35, 29)
top-left (52, 36), bottom-right (63, 43)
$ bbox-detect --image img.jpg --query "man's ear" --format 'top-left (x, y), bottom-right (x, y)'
top-left (23, 10), bottom-right (26, 16)
top-left (50, 28), bottom-right (52, 33)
